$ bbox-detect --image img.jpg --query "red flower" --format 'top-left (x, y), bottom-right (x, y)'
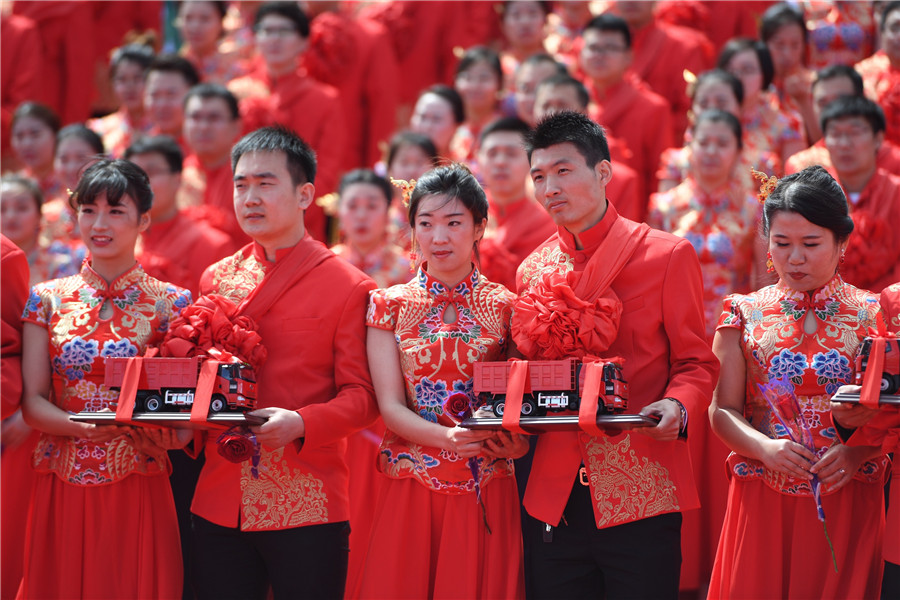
top-left (217, 430), bottom-right (255, 463)
top-left (512, 271), bottom-right (622, 361)
top-left (444, 392), bottom-right (471, 421)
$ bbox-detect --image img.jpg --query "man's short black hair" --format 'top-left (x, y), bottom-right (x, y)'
top-left (813, 64), bottom-right (864, 97)
top-left (536, 74), bottom-right (591, 110)
top-left (526, 111), bottom-right (610, 166)
top-left (231, 125), bottom-right (317, 186)
top-left (124, 135), bottom-right (185, 174)
top-left (479, 116), bottom-right (531, 145)
top-left (184, 83), bottom-right (240, 120)
top-left (584, 13), bottom-right (632, 48)
top-left (338, 169), bottom-right (393, 208)
top-left (820, 95), bottom-right (886, 135)
top-left (147, 54), bottom-right (201, 87)
top-left (110, 43), bottom-right (155, 76)
top-left (254, 2), bottom-right (310, 38)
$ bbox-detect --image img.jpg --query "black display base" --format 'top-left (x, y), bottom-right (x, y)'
top-left (460, 411), bottom-right (661, 433)
top-left (70, 411), bottom-right (267, 428)
top-left (831, 392), bottom-right (900, 406)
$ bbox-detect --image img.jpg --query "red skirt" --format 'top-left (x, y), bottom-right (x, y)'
top-left (708, 477), bottom-right (884, 599)
top-left (17, 472), bottom-right (183, 600)
top-left (354, 476), bottom-right (524, 600)
top-left (1, 430), bottom-right (39, 600)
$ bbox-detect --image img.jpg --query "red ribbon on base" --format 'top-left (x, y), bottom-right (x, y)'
top-left (113, 357), bottom-right (143, 424)
top-left (190, 359), bottom-right (220, 424)
top-left (578, 362), bottom-right (606, 437)
top-left (502, 360), bottom-right (530, 434)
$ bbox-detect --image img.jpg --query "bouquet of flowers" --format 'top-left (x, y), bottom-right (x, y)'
top-left (757, 376), bottom-right (837, 572)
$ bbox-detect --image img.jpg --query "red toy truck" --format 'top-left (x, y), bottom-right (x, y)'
top-left (855, 335), bottom-right (900, 394)
top-left (473, 358), bottom-right (628, 417)
top-left (104, 356), bottom-right (258, 413)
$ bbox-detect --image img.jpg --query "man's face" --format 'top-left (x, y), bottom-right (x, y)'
top-left (579, 29), bottom-right (631, 84)
top-left (478, 131), bottom-right (530, 202)
top-left (145, 71), bottom-right (191, 136)
top-left (824, 116), bottom-right (881, 180)
top-left (611, 1), bottom-right (655, 28)
top-left (529, 142), bottom-right (610, 234)
top-left (255, 14), bottom-right (306, 72)
top-left (883, 8), bottom-right (900, 61)
top-left (233, 150), bottom-right (311, 248)
top-left (127, 151), bottom-right (182, 221)
top-left (514, 61), bottom-right (561, 126)
top-left (534, 84), bottom-right (585, 120)
top-left (812, 77), bottom-right (856, 122)
top-left (184, 96), bottom-right (241, 162)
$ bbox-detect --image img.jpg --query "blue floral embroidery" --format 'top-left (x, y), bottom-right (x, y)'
top-left (706, 232), bottom-right (735, 266)
top-left (100, 339), bottom-right (138, 358)
top-left (59, 337), bottom-right (99, 367)
top-left (811, 349), bottom-right (851, 395)
top-left (768, 348), bottom-right (808, 381)
top-left (23, 289), bottom-right (41, 318)
top-left (415, 376), bottom-right (447, 422)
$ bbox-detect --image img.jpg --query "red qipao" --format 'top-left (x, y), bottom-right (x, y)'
top-left (191, 236), bottom-right (377, 531)
top-left (515, 202), bottom-right (719, 530)
top-left (17, 262), bottom-right (191, 600)
top-left (708, 276), bottom-right (886, 599)
top-left (356, 266), bottom-right (525, 600)
top-left (857, 52), bottom-right (900, 146)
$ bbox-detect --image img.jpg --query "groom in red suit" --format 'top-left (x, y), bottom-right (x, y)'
top-left (515, 111), bottom-right (718, 598)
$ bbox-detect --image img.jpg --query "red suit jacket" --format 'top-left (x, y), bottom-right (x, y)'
top-left (1, 235), bottom-right (29, 420)
top-left (191, 236), bottom-right (377, 531)
top-left (516, 202), bottom-right (719, 528)
top-left (1, 13), bottom-right (42, 160)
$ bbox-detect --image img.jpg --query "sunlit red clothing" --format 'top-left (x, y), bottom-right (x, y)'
top-left (709, 276), bottom-right (885, 599)
top-left (657, 143), bottom-right (780, 193)
top-left (193, 237), bottom-right (377, 532)
top-left (180, 44), bottom-right (248, 86)
top-left (785, 137), bottom-right (900, 175)
top-left (804, 0), bottom-right (875, 70)
top-left (1, 236), bottom-right (28, 419)
top-left (1, 13), bottom-right (42, 160)
top-left (331, 241), bottom-right (411, 289)
top-left (648, 176), bottom-right (760, 339)
top-left (839, 168), bottom-right (900, 293)
top-left (856, 51), bottom-right (900, 146)
top-left (742, 90), bottom-right (807, 171)
top-left (179, 153), bottom-right (249, 248)
top-left (38, 195), bottom-right (82, 250)
top-left (87, 108), bottom-right (152, 159)
top-left (485, 193), bottom-right (556, 269)
top-left (17, 262), bottom-right (190, 599)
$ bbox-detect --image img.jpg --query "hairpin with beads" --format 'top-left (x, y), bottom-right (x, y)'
top-left (750, 168), bottom-right (778, 204)
top-left (390, 177), bottom-right (416, 208)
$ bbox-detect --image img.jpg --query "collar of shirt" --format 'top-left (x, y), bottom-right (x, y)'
top-left (415, 264), bottom-right (480, 299)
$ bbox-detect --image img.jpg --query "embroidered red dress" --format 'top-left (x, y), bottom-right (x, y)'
top-left (708, 276), bottom-right (886, 599)
top-left (357, 266), bottom-right (524, 600)
top-left (17, 262), bottom-right (191, 600)
top-left (331, 241), bottom-right (411, 289)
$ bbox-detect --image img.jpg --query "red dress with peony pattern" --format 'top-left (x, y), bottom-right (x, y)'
top-left (708, 276), bottom-right (887, 600)
top-left (356, 266), bottom-right (524, 600)
top-left (17, 261), bottom-right (191, 600)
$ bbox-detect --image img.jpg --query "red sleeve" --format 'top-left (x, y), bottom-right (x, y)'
top-left (297, 278), bottom-right (379, 449)
top-left (1, 237), bottom-right (30, 419)
top-left (659, 238), bottom-right (720, 413)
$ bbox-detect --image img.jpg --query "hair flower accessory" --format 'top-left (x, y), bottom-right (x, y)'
top-left (751, 167), bottom-right (779, 204)
top-left (390, 177), bottom-right (416, 208)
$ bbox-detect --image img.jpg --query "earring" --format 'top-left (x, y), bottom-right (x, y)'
top-left (766, 251), bottom-right (775, 273)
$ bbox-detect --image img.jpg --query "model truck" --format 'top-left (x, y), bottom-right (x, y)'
top-left (104, 356), bottom-right (258, 413)
top-left (855, 335), bottom-right (900, 394)
top-left (473, 358), bottom-right (628, 417)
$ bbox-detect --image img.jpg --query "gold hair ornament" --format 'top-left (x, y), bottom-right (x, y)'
top-left (751, 168), bottom-right (778, 204)
top-left (316, 192), bottom-right (339, 217)
top-left (390, 177), bottom-right (416, 208)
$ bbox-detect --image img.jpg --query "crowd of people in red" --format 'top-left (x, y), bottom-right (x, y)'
top-left (1, 1), bottom-right (899, 599)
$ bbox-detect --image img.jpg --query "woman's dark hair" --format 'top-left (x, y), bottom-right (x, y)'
top-left (693, 109), bottom-right (743, 150)
top-left (501, 0), bottom-right (551, 17)
top-left (386, 131), bottom-right (439, 171)
top-left (408, 164), bottom-right (488, 227)
top-left (57, 124), bottom-right (106, 156)
top-left (455, 46), bottom-right (503, 84)
top-left (820, 95), bottom-right (886, 135)
top-left (11, 102), bottom-right (61, 136)
top-left (419, 85), bottom-right (466, 125)
top-left (1, 174), bottom-right (44, 213)
top-left (254, 1), bottom-right (310, 38)
top-left (178, 0), bottom-right (228, 20)
top-left (882, 1), bottom-right (900, 31)
top-left (338, 169), bottom-right (393, 208)
top-left (760, 3), bottom-right (808, 45)
top-left (110, 43), bottom-right (155, 77)
top-left (717, 38), bottom-right (775, 91)
top-left (762, 165), bottom-right (854, 242)
top-left (693, 69), bottom-right (745, 107)
top-left (70, 159), bottom-right (154, 215)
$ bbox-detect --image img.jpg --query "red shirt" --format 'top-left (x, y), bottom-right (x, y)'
top-left (786, 138), bottom-right (900, 176)
top-left (1, 235), bottom-right (29, 419)
top-left (180, 154), bottom-right (250, 248)
top-left (516, 203), bottom-right (719, 527)
top-left (193, 237), bottom-right (377, 531)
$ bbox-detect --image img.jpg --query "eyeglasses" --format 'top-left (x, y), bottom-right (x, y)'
top-left (254, 26), bottom-right (297, 39)
top-left (584, 44), bottom-right (628, 56)
top-left (186, 112), bottom-right (232, 125)
top-left (824, 126), bottom-right (873, 143)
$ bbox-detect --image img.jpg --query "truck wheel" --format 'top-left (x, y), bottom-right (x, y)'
top-left (520, 399), bottom-right (536, 416)
top-left (145, 394), bottom-right (163, 412)
top-left (492, 400), bottom-right (506, 418)
top-left (882, 374), bottom-right (898, 395)
top-left (210, 395), bottom-right (226, 413)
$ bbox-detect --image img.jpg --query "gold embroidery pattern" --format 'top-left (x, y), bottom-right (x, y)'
top-left (208, 250), bottom-right (267, 301)
top-left (518, 243), bottom-right (573, 290)
top-left (240, 447), bottom-right (329, 530)
top-left (584, 435), bottom-right (680, 527)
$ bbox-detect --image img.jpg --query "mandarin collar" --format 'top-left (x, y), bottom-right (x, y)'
top-left (557, 201), bottom-right (619, 256)
top-left (80, 259), bottom-right (144, 294)
top-left (250, 233), bottom-right (312, 265)
top-left (488, 195), bottom-right (531, 222)
top-left (775, 273), bottom-right (844, 304)
top-left (415, 264), bottom-right (480, 298)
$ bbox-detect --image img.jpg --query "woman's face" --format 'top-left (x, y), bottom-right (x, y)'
top-left (78, 192), bottom-right (148, 263)
top-left (455, 60), bottom-right (501, 115)
top-left (502, 1), bottom-right (547, 49)
top-left (413, 194), bottom-right (485, 285)
top-left (388, 144), bottom-right (433, 184)
top-left (690, 120), bottom-right (740, 183)
top-left (692, 80), bottom-right (741, 118)
top-left (0, 183), bottom-right (41, 247)
top-left (767, 24), bottom-right (805, 75)
top-left (768, 210), bottom-right (844, 293)
top-left (11, 116), bottom-right (55, 172)
top-left (726, 49), bottom-right (764, 100)
top-left (410, 93), bottom-right (457, 153)
top-left (112, 60), bottom-right (146, 112)
top-left (338, 182), bottom-right (390, 251)
top-left (55, 136), bottom-right (99, 190)
top-left (178, 1), bottom-right (224, 54)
